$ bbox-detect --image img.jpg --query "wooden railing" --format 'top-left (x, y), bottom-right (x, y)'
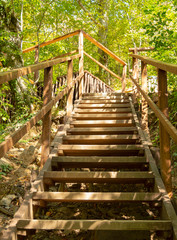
top-left (129, 52), bottom-right (177, 195)
top-left (0, 30), bottom-right (121, 165)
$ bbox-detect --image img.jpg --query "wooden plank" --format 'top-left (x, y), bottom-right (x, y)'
top-left (67, 60), bottom-right (74, 116)
top-left (130, 75), bottom-right (177, 145)
top-left (23, 30), bottom-right (80, 53)
top-left (82, 96), bottom-right (129, 100)
top-left (17, 219), bottom-right (171, 231)
top-left (43, 171), bottom-right (154, 184)
top-left (67, 127), bottom-right (137, 135)
top-left (41, 66), bottom-right (53, 166)
top-left (79, 100), bottom-right (130, 103)
top-left (76, 103), bottom-right (130, 108)
top-left (72, 113), bottom-right (133, 120)
top-left (84, 51), bottom-right (122, 80)
top-left (82, 93), bottom-right (129, 96)
top-left (51, 156), bottom-right (147, 169)
top-left (70, 120), bottom-right (134, 127)
top-left (62, 134), bottom-right (140, 144)
top-left (158, 69), bottom-right (172, 194)
top-left (74, 108), bottom-right (132, 113)
top-left (83, 31), bottom-right (126, 66)
top-left (129, 47), bottom-right (155, 52)
top-left (141, 61), bottom-right (148, 132)
top-left (122, 65), bottom-right (127, 92)
top-left (130, 54), bottom-right (177, 75)
top-left (0, 54), bottom-right (81, 84)
top-left (33, 192), bottom-right (161, 202)
top-left (58, 144), bottom-right (144, 156)
top-left (79, 31), bottom-right (84, 98)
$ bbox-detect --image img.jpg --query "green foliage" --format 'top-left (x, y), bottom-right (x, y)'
top-left (0, 164), bottom-right (13, 179)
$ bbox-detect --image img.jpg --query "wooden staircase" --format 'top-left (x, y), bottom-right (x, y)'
top-left (11, 92), bottom-right (176, 240)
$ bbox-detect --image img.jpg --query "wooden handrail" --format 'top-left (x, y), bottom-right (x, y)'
top-left (130, 75), bottom-right (177, 145)
top-left (0, 74), bottom-right (83, 159)
top-left (130, 54), bottom-right (177, 75)
top-left (0, 54), bottom-right (81, 84)
top-left (23, 30), bottom-right (80, 53)
top-left (84, 51), bottom-right (122, 80)
top-left (129, 47), bottom-right (154, 52)
top-left (83, 31), bottom-right (126, 66)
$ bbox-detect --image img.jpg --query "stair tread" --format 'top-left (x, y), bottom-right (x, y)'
top-left (63, 135), bottom-right (139, 140)
top-left (17, 219), bottom-right (172, 231)
top-left (58, 144), bottom-right (144, 150)
top-left (79, 100), bottom-right (130, 103)
top-left (43, 171), bottom-right (154, 183)
top-left (76, 103), bottom-right (130, 108)
top-left (74, 108), bottom-right (132, 113)
top-left (72, 113), bottom-right (133, 119)
top-left (33, 192), bottom-right (161, 202)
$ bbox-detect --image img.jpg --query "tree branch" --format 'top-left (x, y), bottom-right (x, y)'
top-left (77, 0), bottom-right (103, 28)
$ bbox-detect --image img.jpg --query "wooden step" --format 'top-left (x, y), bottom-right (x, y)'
top-left (43, 171), bottom-right (154, 184)
top-left (51, 156), bottom-right (147, 169)
top-left (72, 113), bottom-right (133, 120)
top-left (75, 103), bottom-right (130, 109)
top-left (62, 135), bottom-right (140, 145)
top-left (58, 144), bottom-right (144, 156)
top-left (83, 93), bottom-right (129, 97)
top-left (17, 219), bottom-right (172, 231)
top-left (70, 120), bottom-right (134, 128)
top-left (74, 108), bottom-right (132, 114)
top-left (67, 127), bottom-right (137, 135)
top-left (79, 100), bottom-right (130, 104)
top-left (32, 192), bottom-right (162, 203)
top-left (82, 96), bottom-right (129, 100)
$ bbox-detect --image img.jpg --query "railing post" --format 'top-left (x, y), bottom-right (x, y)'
top-left (141, 61), bottom-right (148, 133)
top-left (67, 60), bottom-right (73, 116)
top-left (132, 49), bottom-right (139, 101)
top-left (158, 68), bottom-right (172, 196)
top-left (79, 30), bottom-right (84, 98)
top-left (122, 64), bottom-right (127, 93)
top-left (41, 66), bottom-right (53, 166)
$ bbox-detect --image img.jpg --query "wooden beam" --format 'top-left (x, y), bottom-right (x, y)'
top-left (122, 65), bottom-right (127, 93)
top-left (130, 75), bottom-right (177, 145)
top-left (83, 31), bottom-right (126, 66)
top-left (141, 61), bottom-right (148, 132)
top-left (41, 66), bottom-right (53, 166)
top-left (130, 54), bottom-right (177, 75)
top-left (129, 47), bottom-right (155, 52)
top-left (158, 69), bottom-right (172, 195)
top-left (0, 54), bottom-right (81, 84)
top-left (43, 171), bottom-right (153, 184)
top-left (32, 192), bottom-right (162, 202)
top-left (84, 51), bottom-right (122, 80)
top-left (17, 219), bottom-right (171, 231)
top-left (79, 31), bottom-right (84, 98)
top-left (67, 60), bottom-right (73, 116)
top-left (23, 30), bottom-right (80, 53)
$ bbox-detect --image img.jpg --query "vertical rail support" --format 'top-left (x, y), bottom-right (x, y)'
top-left (34, 47), bottom-right (39, 80)
top-left (79, 30), bottom-right (84, 98)
top-left (141, 61), bottom-right (149, 133)
top-left (122, 64), bottom-right (127, 93)
top-left (41, 66), bottom-right (53, 166)
top-left (132, 49), bottom-right (138, 102)
top-left (67, 60), bottom-right (73, 116)
top-left (158, 69), bottom-right (172, 196)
